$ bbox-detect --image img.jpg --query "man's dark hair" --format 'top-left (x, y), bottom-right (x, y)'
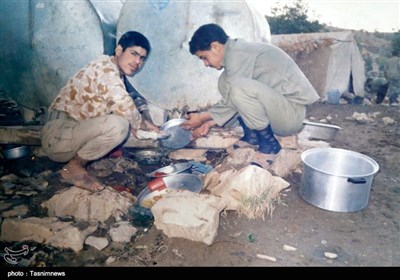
top-left (117, 31), bottom-right (151, 54)
top-left (189, 23), bottom-right (229, 54)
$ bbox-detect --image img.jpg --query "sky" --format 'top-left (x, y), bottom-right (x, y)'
top-left (247, 0), bottom-right (400, 32)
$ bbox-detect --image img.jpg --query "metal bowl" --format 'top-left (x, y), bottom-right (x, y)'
top-left (1, 145), bottom-right (30, 160)
top-left (301, 121), bottom-right (342, 141)
top-left (147, 162), bottom-right (192, 177)
top-left (137, 174), bottom-right (203, 208)
top-left (159, 118), bottom-right (192, 149)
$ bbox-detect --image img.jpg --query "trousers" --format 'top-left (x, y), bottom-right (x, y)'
top-left (41, 113), bottom-right (130, 162)
top-left (229, 78), bottom-right (306, 136)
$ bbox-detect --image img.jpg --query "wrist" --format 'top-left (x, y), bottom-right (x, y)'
top-left (205, 120), bottom-right (216, 129)
top-left (199, 112), bottom-right (212, 123)
top-left (141, 110), bottom-right (153, 122)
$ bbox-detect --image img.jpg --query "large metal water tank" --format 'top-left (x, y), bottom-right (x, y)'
top-left (90, 0), bottom-right (124, 55)
top-left (118, 0), bottom-right (270, 111)
top-left (0, 0), bottom-right (104, 107)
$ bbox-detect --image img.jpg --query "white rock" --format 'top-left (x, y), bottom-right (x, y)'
top-left (85, 236), bottom-right (109, 251)
top-left (283, 244), bottom-right (297, 251)
top-left (105, 256), bottom-right (117, 264)
top-left (0, 217), bottom-right (97, 252)
top-left (109, 221), bottom-right (137, 243)
top-left (152, 190), bottom-right (226, 245)
top-left (382, 117), bottom-right (395, 125)
top-left (256, 254), bottom-right (277, 262)
top-left (324, 252), bottom-right (338, 259)
top-left (135, 130), bottom-right (160, 140)
top-left (42, 188), bottom-right (133, 222)
top-left (168, 149), bottom-right (208, 162)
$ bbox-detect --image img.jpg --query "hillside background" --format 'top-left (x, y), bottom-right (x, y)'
top-left (266, 0), bottom-right (398, 76)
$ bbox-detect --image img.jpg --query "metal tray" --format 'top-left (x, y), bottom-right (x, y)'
top-left (147, 162), bottom-right (192, 177)
top-left (136, 174), bottom-right (202, 208)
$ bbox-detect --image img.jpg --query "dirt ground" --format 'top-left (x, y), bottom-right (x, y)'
top-left (116, 102), bottom-right (399, 267)
top-left (0, 102), bottom-right (399, 268)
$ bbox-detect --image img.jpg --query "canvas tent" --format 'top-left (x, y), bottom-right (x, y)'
top-left (271, 31), bottom-right (366, 99)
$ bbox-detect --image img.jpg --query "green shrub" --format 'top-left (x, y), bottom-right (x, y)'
top-left (267, 0), bottom-right (325, 35)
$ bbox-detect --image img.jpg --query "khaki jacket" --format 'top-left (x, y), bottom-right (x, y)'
top-left (211, 39), bottom-right (319, 126)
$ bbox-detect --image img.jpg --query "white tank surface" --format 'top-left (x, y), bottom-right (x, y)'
top-left (0, 0), bottom-right (104, 107)
top-left (90, 0), bottom-right (124, 55)
top-left (31, 0), bottom-right (104, 105)
top-left (117, 0), bottom-right (270, 111)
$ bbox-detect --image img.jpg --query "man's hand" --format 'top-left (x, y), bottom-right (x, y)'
top-left (181, 112), bottom-right (216, 139)
top-left (180, 112), bottom-right (203, 129)
top-left (192, 121), bottom-right (213, 139)
top-left (181, 111), bottom-right (214, 130)
top-left (133, 119), bottom-right (160, 139)
top-left (141, 119), bottom-right (160, 133)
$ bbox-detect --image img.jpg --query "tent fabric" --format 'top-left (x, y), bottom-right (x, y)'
top-left (271, 32), bottom-right (366, 98)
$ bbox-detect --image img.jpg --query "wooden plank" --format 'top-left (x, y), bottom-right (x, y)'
top-left (123, 136), bottom-right (159, 149)
top-left (0, 125), bottom-right (160, 148)
top-left (0, 125), bottom-right (42, 145)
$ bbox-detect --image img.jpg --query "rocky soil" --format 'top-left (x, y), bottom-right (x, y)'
top-left (0, 101), bottom-right (399, 268)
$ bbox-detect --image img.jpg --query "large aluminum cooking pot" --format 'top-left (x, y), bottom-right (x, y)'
top-left (300, 148), bottom-right (379, 212)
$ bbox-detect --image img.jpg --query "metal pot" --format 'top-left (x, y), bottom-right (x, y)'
top-left (300, 148), bottom-right (379, 212)
top-left (132, 150), bottom-right (163, 165)
top-left (1, 145), bottom-right (30, 160)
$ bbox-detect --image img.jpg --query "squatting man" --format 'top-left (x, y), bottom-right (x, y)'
top-left (182, 23), bottom-right (319, 168)
top-left (41, 31), bottom-right (159, 192)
